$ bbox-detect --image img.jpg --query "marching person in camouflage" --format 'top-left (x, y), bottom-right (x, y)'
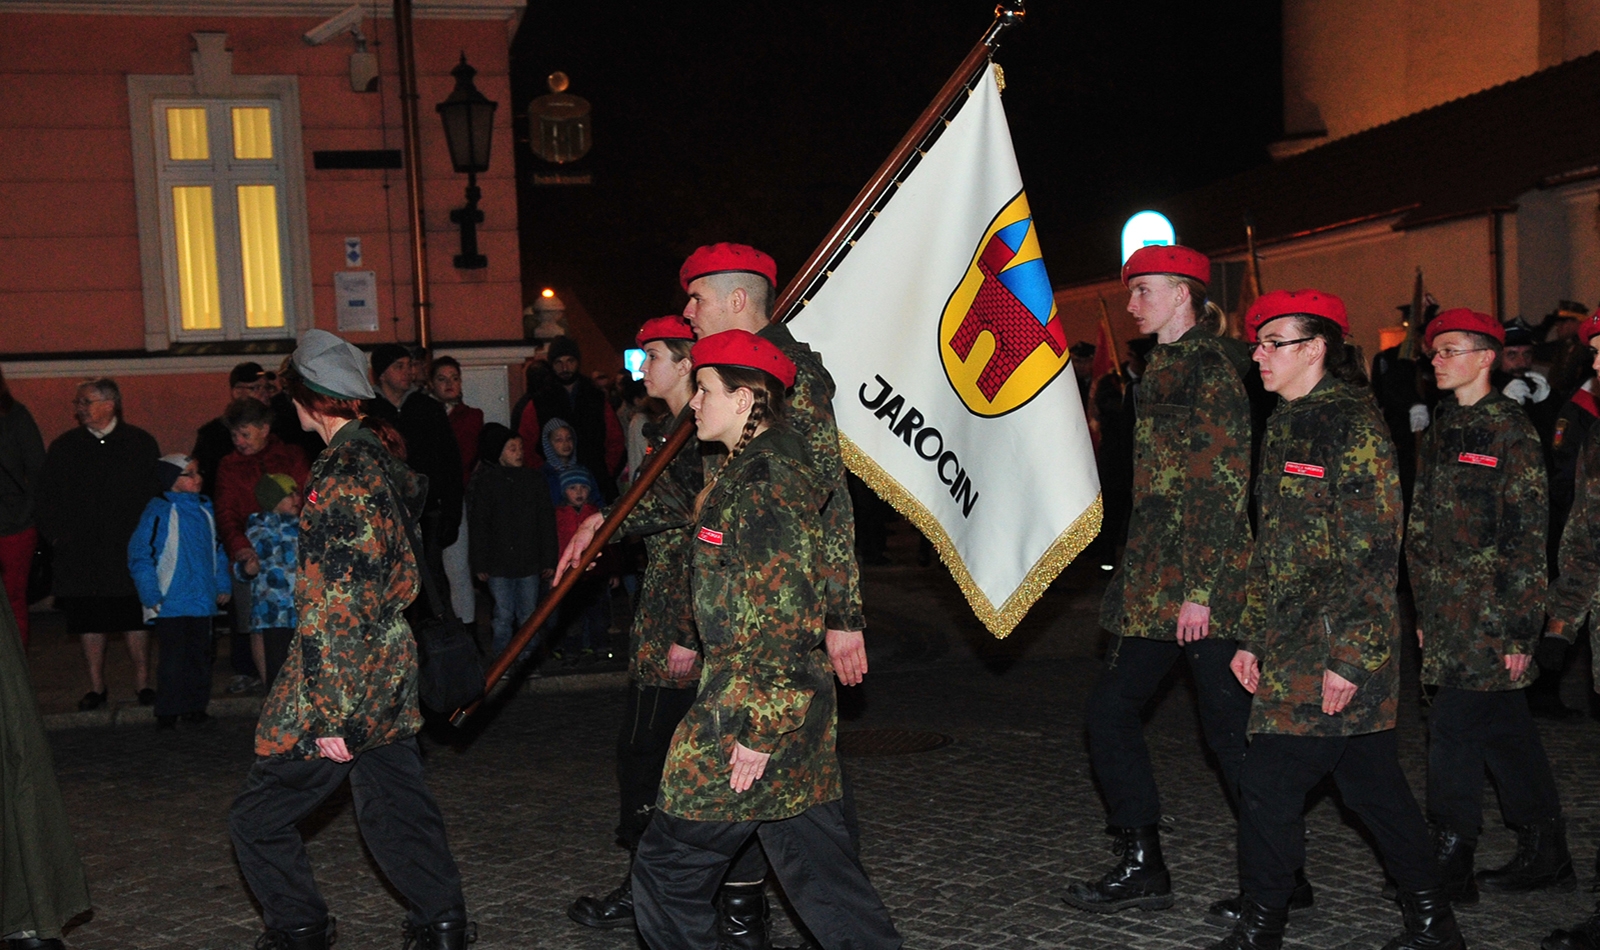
top-left (625, 330), bottom-right (901, 950)
top-left (1408, 308), bottom-right (1569, 904)
top-left (1535, 314), bottom-right (1600, 950)
top-left (228, 330), bottom-right (471, 950)
top-left (1066, 245), bottom-right (1263, 917)
top-left (1217, 291), bottom-right (1465, 950)
top-left (566, 316), bottom-right (711, 932)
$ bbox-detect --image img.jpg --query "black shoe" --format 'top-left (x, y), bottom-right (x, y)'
top-left (156, 715), bottom-right (178, 731)
top-left (1477, 818), bottom-right (1576, 893)
top-left (1062, 824), bottom-right (1174, 913)
top-left (1434, 827), bottom-right (1479, 905)
top-left (8, 938), bottom-right (66, 949)
top-left (254, 916), bottom-right (335, 950)
top-left (181, 711), bottom-right (214, 726)
top-left (1207, 869), bottom-right (1314, 923)
top-left (77, 690), bottom-right (106, 711)
top-left (1205, 897), bottom-right (1287, 950)
top-left (717, 881), bottom-right (771, 950)
top-left (400, 918), bottom-right (475, 950)
top-left (1545, 904), bottom-right (1600, 949)
top-left (1383, 888), bottom-right (1465, 950)
top-left (137, 688), bottom-right (156, 706)
top-left (567, 877), bottom-right (634, 929)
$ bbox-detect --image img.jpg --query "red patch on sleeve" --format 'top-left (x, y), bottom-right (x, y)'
top-left (697, 526), bottom-right (723, 546)
top-left (306, 489), bottom-right (319, 506)
top-left (1458, 452), bottom-right (1499, 468)
top-left (1284, 461), bottom-right (1325, 478)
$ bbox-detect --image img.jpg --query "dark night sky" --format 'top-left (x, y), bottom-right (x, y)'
top-left (510, 1), bottom-right (1283, 349)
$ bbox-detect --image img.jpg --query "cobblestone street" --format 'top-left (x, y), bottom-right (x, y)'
top-left (33, 550), bottom-right (1600, 949)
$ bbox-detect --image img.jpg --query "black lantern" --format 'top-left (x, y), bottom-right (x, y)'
top-left (436, 53), bottom-right (498, 269)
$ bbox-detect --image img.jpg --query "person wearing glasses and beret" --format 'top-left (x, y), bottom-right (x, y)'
top-left (1066, 244), bottom-right (1262, 919)
top-left (1216, 290), bottom-right (1466, 950)
top-left (1407, 308), bottom-right (1570, 905)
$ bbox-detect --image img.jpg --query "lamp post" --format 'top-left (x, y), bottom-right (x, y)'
top-left (436, 53), bottom-right (497, 270)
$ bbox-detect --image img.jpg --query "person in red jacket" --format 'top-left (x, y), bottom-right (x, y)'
top-left (214, 397), bottom-right (310, 692)
top-left (430, 356), bottom-right (483, 626)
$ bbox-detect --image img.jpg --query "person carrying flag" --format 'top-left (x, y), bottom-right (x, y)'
top-left (1065, 245), bottom-right (1267, 918)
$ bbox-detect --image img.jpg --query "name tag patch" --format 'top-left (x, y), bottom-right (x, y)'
top-left (697, 527), bottom-right (724, 546)
top-left (1458, 452), bottom-right (1499, 468)
top-left (1284, 461), bottom-right (1325, 479)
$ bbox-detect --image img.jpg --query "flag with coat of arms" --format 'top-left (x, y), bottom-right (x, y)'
top-left (788, 64), bottom-right (1100, 637)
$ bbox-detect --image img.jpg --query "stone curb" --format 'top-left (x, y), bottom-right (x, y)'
top-left (38, 670), bottom-right (631, 731)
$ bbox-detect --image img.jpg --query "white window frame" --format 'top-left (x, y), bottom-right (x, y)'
top-left (129, 34), bottom-right (312, 351)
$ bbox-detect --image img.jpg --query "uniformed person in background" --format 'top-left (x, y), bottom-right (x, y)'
top-left (1220, 291), bottom-right (1465, 950)
top-left (1408, 308), bottom-right (1569, 905)
top-left (628, 330), bottom-right (901, 950)
top-left (1065, 245), bottom-right (1266, 918)
top-left (1535, 318), bottom-right (1600, 950)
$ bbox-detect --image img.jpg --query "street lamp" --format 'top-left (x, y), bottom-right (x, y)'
top-left (436, 53), bottom-right (497, 269)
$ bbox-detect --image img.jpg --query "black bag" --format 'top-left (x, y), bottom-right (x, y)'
top-left (383, 468), bottom-right (484, 714)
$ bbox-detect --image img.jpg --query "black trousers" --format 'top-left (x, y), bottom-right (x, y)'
top-left (1239, 730), bottom-right (1438, 907)
top-left (616, 681), bottom-right (697, 849)
top-left (633, 801), bottom-right (901, 950)
top-left (1426, 686), bottom-right (1561, 839)
top-left (260, 626), bottom-right (293, 689)
top-left (154, 615), bottom-right (212, 717)
top-left (227, 739), bottom-right (466, 932)
top-left (1086, 635), bottom-right (1252, 827)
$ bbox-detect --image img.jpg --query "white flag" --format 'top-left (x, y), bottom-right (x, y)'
top-left (788, 66), bottom-right (1100, 638)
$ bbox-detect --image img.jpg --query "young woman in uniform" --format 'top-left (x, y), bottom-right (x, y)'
top-left (628, 329), bottom-right (901, 950)
top-left (1215, 291), bottom-right (1466, 950)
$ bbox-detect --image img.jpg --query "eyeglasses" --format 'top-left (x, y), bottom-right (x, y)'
top-left (71, 397), bottom-right (108, 407)
top-left (1248, 337), bottom-right (1315, 354)
top-left (1431, 347), bottom-right (1490, 361)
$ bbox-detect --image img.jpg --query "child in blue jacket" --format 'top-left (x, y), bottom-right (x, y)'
top-left (128, 454), bottom-right (231, 729)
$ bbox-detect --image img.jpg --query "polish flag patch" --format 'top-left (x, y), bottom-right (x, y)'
top-left (697, 526), bottom-right (724, 546)
top-left (1458, 452), bottom-right (1499, 468)
top-left (1284, 461), bottom-right (1325, 479)
top-left (306, 489), bottom-right (319, 506)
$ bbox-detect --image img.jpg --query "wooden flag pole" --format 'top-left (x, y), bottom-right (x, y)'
top-left (450, 1), bottom-right (1028, 727)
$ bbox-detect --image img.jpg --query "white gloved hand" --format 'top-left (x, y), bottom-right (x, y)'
top-left (1409, 403), bottom-right (1430, 433)
top-left (1503, 378), bottom-right (1533, 404)
top-left (1524, 370), bottom-right (1551, 404)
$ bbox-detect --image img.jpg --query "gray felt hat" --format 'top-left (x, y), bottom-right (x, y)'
top-left (293, 329), bottom-right (375, 400)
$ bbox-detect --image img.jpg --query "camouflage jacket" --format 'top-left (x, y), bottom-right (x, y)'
top-left (761, 322), bottom-right (866, 633)
top-left (614, 406), bottom-right (706, 688)
top-left (1549, 433), bottom-right (1600, 688)
top-left (1101, 325), bottom-right (1254, 640)
top-left (1241, 377), bottom-right (1402, 737)
top-left (1408, 392), bottom-right (1546, 690)
top-left (658, 426), bottom-right (842, 822)
top-left (255, 423), bottom-right (425, 759)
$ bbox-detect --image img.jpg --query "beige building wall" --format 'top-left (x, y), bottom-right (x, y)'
top-left (1283, 0), bottom-right (1600, 144)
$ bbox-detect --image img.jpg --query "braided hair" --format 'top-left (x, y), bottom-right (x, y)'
top-left (691, 364), bottom-right (788, 518)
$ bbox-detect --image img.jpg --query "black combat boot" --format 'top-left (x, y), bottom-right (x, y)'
top-left (1204, 898), bottom-right (1287, 950)
top-left (1476, 818), bottom-right (1576, 893)
top-left (717, 882), bottom-right (772, 950)
top-left (253, 917), bottom-right (335, 950)
top-left (1544, 902), bottom-right (1600, 949)
top-left (1434, 827), bottom-right (1478, 905)
top-left (567, 863), bottom-right (635, 929)
top-left (400, 919), bottom-right (475, 950)
top-left (1383, 889), bottom-right (1465, 950)
top-left (1062, 824), bottom-right (1174, 912)
top-left (1206, 868), bottom-right (1314, 923)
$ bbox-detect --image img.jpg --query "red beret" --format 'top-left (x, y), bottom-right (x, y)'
top-left (1245, 289), bottom-right (1349, 341)
top-left (1122, 244), bottom-right (1211, 286)
top-left (1424, 308), bottom-right (1504, 348)
top-left (1580, 314), bottom-right (1600, 346)
top-left (679, 243), bottom-right (778, 292)
top-left (691, 329), bottom-right (796, 389)
top-left (635, 315), bottom-right (694, 347)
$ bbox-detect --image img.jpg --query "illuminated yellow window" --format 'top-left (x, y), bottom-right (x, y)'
top-left (166, 107), bottom-right (209, 161)
top-left (236, 185), bottom-right (285, 328)
top-left (171, 186), bottom-right (221, 330)
top-left (231, 107), bottom-right (274, 160)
